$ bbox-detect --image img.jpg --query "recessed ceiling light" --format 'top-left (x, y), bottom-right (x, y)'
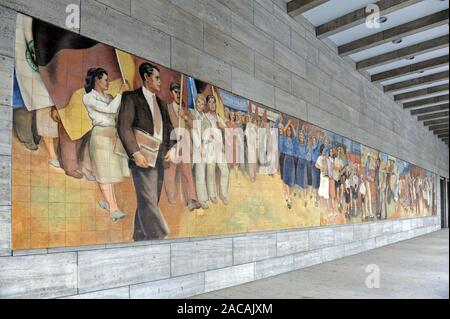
top-left (392, 38), bottom-right (403, 44)
top-left (377, 16), bottom-right (388, 23)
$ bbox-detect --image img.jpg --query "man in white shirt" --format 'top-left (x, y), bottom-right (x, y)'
top-left (202, 95), bottom-right (230, 205)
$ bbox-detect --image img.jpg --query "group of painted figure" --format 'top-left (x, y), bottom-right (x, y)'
top-left (276, 117), bottom-right (435, 220)
top-left (15, 62), bottom-right (435, 239)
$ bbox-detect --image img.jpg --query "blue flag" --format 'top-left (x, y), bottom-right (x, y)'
top-left (186, 76), bottom-right (198, 109)
top-left (12, 69), bottom-right (26, 109)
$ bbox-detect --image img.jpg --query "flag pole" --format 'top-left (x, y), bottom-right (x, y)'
top-left (179, 74), bottom-right (184, 134)
top-left (176, 74), bottom-right (184, 159)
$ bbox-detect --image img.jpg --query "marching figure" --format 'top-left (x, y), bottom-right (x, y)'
top-left (82, 67), bottom-right (130, 221)
top-left (117, 63), bottom-right (176, 241)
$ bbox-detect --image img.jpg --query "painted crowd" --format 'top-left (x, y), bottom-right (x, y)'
top-left (276, 117), bottom-right (436, 221)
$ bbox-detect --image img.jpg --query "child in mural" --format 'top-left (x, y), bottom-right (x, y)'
top-left (359, 175), bottom-right (367, 219)
top-left (315, 144), bottom-right (329, 214)
top-left (344, 173), bottom-right (352, 219)
top-left (282, 121), bottom-right (296, 210)
top-left (294, 123), bottom-right (309, 208)
top-left (82, 67), bottom-right (130, 221)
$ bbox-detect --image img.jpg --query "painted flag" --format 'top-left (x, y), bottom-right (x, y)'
top-left (30, 15), bottom-right (135, 140)
top-left (14, 14), bottom-right (53, 111)
top-left (185, 76), bottom-right (198, 109)
top-left (212, 86), bottom-right (225, 119)
top-left (115, 49), bottom-right (136, 91)
top-left (12, 69), bottom-right (26, 109)
top-left (262, 108), bottom-right (268, 123)
top-left (219, 89), bottom-right (248, 112)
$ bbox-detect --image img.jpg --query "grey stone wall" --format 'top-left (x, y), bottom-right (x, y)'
top-left (0, 216), bottom-right (441, 298)
top-left (0, 0), bottom-right (448, 298)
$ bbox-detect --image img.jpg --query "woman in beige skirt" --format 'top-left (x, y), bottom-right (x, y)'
top-left (83, 68), bottom-right (129, 221)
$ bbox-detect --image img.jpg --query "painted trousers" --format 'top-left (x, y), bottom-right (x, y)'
top-left (207, 160), bottom-right (230, 200)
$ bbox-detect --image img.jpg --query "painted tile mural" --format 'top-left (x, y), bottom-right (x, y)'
top-left (11, 14), bottom-right (437, 249)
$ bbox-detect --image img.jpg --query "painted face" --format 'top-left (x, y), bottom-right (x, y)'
top-left (208, 98), bottom-right (216, 112)
top-left (96, 73), bottom-right (109, 91)
top-left (299, 131), bottom-right (305, 144)
top-left (286, 126), bottom-right (292, 138)
top-left (145, 69), bottom-right (161, 93)
top-left (329, 147), bottom-right (334, 157)
top-left (171, 88), bottom-right (181, 105)
top-left (196, 99), bottom-right (205, 113)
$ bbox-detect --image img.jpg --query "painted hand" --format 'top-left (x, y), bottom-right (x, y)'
top-left (133, 151), bottom-right (149, 168)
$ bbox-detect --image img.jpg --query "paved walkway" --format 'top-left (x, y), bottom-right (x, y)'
top-left (193, 229), bottom-right (449, 299)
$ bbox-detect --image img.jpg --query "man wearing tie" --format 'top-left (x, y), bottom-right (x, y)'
top-left (117, 63), bottom-right (176, 241)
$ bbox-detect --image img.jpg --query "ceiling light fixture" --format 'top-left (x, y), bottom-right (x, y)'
top-left (406, 56), bottom-right (415, 60)
top-left (377, 16), bottom-right (388, 23)
top-left (392, 38), bottom-right (403, 44)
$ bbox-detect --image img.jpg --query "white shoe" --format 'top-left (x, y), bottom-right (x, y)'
top-left (110, 211), bottom-right (126, 221)
top-left (200, 202), bottom-right (209, 210)
top-left (48, 159), bottom-right (61, 168)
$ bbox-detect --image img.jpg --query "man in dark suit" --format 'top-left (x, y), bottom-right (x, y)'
top-left (117, 63), bottom-right (176, 241)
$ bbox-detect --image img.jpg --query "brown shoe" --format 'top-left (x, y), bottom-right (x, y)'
top-left (66, 170), bottom-right (83, 179)
top-left (187, 199), bottom-right (202, 211)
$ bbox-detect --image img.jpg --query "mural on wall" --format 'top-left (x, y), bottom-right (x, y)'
top-left (11, 14), bottom-right (437, 250)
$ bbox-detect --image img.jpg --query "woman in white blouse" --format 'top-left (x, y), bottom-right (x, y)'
top-left (83, 68), bottom-right (130, 221)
